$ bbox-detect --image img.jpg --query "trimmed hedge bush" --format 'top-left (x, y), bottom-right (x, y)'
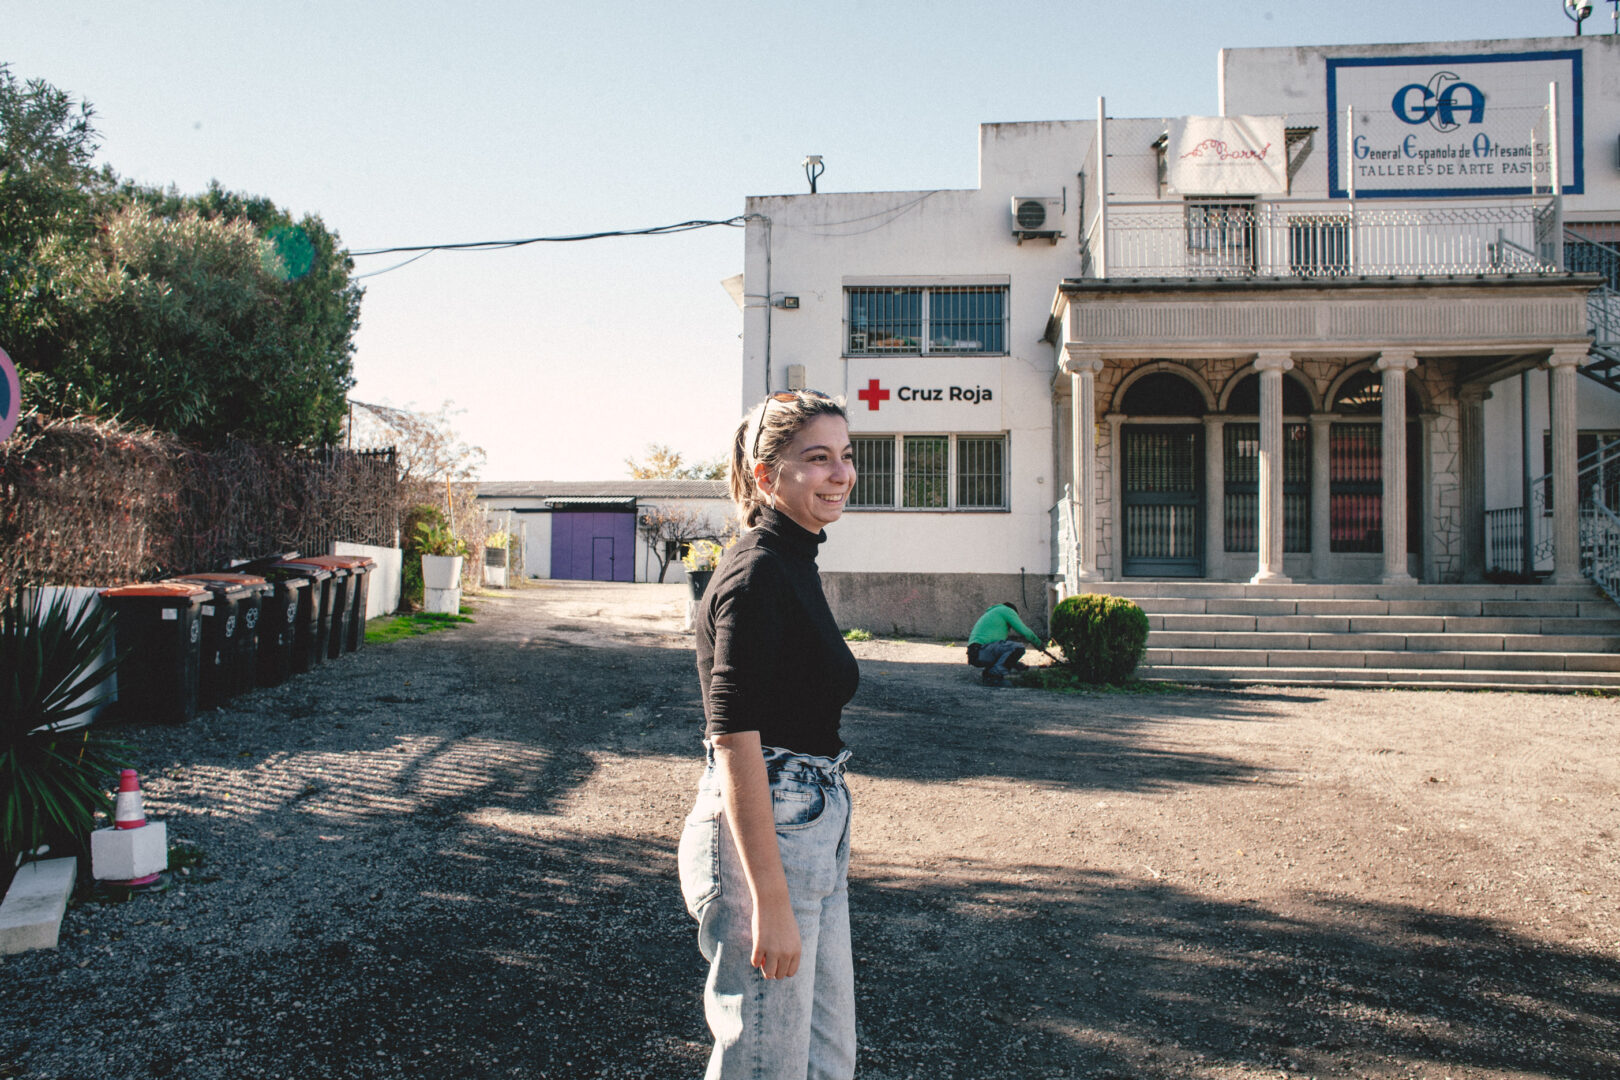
top-left (1049, 594), bottom-right (1150, 685)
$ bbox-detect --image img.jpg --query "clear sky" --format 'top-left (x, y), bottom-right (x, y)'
top-left (6, 1), bottom-right (1591, 479)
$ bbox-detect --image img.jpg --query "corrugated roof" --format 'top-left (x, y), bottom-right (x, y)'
top-left (477, 479), bottom-right (729, 499)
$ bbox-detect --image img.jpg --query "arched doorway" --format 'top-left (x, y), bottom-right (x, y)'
top-left (1119, 370), bottom-right (1207, 577)
top-left (1327, 370), bottom-right (1421, 555)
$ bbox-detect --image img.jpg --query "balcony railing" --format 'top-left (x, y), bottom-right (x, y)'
top-left (1095, 200), bottom-right (1559, 280)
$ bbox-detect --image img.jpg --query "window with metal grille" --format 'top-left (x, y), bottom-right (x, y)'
top-left (1329, 424), bottom-right (1382, 552)
top-left (1223, 424), bottom-right (1311, 552)
top-left (956, 436), bottom-right (1005, 509)
top-left (849, 436), bottom-right (895, 508)
top-left (1184, 199), bottom-right (1256, 274)
top-left (845, 434), bottom-right (1008, 511)
top-left (903, 436), bottom-right (950, 508)
top-left (846, 286), bottom-right (1006, 355)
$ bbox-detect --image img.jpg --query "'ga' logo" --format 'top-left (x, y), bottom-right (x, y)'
top-left (1392, 72), bottom-right (1486, 132)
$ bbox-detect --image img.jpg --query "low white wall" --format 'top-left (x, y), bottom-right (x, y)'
top-left (332, 542), bottom-right (402, 618)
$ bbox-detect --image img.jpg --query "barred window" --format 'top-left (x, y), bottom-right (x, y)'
top-left (846, 285), bottom-right (1006, 355)
top-left (850, 436), bottom-right (895, 508)
top-left (845, 434), bottom-right (1008, 511)
top-left (903, 436), bottom-right (949, 508)
top-left (956, 436), bottom-right (1005, 509)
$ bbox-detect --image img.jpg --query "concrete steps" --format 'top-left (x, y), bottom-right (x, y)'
top-left (1082, 581), bottom-right (1620, 691)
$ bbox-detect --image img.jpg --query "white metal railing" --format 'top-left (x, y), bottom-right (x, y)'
top-left (1093, 200), bottom-right (1559, 279)
top-left (1051, 487), bottom-right (1077, 591)
top-left (1582, 496), bottom-right (1620, 607)
top-left (1486, 440), bottom-right (1620, 577)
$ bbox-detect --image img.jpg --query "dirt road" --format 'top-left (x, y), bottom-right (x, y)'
top-left (2, 581), bottom-right (1616, 1079)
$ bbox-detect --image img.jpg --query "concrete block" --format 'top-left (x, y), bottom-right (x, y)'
top-left (423, 587), bottom-right (461, 615)
top-left (1410, 633), bottom-right (1506, 652)
top-left (1313, 633), bottom-right (1407, 650)
top-left (1371, 650), bottom-right (1457, 669)
top-left (1206, 599), bottom-right (1299, 615)
top-left (1483, 601), bottom-right (1579, 617)
top-left (1503, 634), bottom-right (1620, 654)
top-left (1347, 616), bottom-right (1444, 633)
top-left (1387, 600), bottom-right (1482, 616)
top-left (0, 857), bottom-right (77, 954)
top-left (91, 821), bottom-right (167, 882)
top-left (1255, 615), bottom-right (1349, 632)
top-left (1295, 599), bottom-right (1388, 615)
top-left (1267, 650), bottom-right (1366, 668)
top-left (1149, 632), bottom-right (1217, 649)
top-left (1160, 615), bottom-right (1258, 631)
top-left (1563, 652), bottom-right (1620, 672)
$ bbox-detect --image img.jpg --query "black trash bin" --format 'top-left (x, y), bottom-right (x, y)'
top-left (173, 574), bottom-right (266, 707)
top-left (261, 562), bottom-right (331, 674)
top-left (287, 555), bottom-right (374, 653)
top-left (97, 582), bottom-right (208, 725)
top-left (242, 573), bottom-right (306, 687)
top-left (281, 557), bottom-right (351, 660)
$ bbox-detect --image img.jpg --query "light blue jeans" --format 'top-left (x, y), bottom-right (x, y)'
top-left (678, 743), bottom-right (855, 1080)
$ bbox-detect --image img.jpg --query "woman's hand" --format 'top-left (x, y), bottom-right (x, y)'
top-left (712, 731), bottom-right (802, 979)
top-left (751, 895), bottom-right (802, 980)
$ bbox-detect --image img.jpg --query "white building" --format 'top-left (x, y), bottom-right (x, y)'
top-left (740, 33), bottom-right (1620, 651)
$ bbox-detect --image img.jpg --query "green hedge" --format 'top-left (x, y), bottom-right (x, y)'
top-left (1049, 594), bottom-right (1150, 685)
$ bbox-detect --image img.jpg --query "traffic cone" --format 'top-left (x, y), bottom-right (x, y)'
top-left (113, 769), bottom-right (147, 830)
top-left (92, 769), bottom-right (166, 888)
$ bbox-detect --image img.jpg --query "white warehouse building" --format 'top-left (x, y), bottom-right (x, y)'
top-left (738, 33), bottom-right (1620, 687)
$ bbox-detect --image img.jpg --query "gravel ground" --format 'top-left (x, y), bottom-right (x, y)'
top-left (1, 580), bottom-right (1616, 1080)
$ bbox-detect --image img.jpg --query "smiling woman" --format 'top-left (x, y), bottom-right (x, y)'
top-left (680, 388), bottom-right (862, 1079)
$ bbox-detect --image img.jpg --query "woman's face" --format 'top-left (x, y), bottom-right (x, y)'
top-left (757, 413), bottom-right (856, 534)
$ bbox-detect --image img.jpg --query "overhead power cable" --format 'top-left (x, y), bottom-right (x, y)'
top-left (348, 216), bottom-right (748, 258)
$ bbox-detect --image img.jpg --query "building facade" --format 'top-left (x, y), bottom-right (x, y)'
top-left (741, 34), bottom-right (1620, 636)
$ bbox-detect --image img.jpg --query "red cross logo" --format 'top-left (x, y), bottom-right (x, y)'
top-left (857, 378), bottom-right (890, 411)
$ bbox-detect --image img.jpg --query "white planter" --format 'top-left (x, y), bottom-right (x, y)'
top-left (421, 554), bottom-right (464, 591)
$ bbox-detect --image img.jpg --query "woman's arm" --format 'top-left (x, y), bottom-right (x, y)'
top-left (712, 730), bottom-right (801, 980)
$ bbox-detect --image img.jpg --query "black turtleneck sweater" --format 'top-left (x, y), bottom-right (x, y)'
top-left (695, 508), bottom-right (859, 758)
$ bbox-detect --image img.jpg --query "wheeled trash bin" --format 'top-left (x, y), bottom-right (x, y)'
top-left (97, 582), bottom-right (208, 725)
top-left (172, 574), bottom-right (267, 707)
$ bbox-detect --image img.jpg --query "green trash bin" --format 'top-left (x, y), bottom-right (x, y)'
top-left (97, 582), bottom-right (208, 725)
top-left (280, 557), bottom-right (351, 660)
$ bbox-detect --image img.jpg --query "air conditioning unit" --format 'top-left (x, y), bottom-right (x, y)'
top-left (1010, 196), bottom-right (1063, 242)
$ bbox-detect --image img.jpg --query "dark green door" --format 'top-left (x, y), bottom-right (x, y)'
top-left (1122, 425), bottom-right (1203, 577)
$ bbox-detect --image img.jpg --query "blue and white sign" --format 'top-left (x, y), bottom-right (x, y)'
top-left (0, 346), bottom-right (19, 442)
top-left (1326, 51), bottom-right (1583, 198)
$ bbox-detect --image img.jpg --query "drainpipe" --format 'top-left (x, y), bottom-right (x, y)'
top-left (1521, 370), bottom-right (1534, 578)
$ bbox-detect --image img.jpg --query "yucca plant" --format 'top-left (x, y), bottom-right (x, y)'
top-left (0, 590), bottom-right (131, 868)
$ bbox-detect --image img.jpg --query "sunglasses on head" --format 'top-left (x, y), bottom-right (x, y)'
top-left (750, 389), bottom-right (831, 461)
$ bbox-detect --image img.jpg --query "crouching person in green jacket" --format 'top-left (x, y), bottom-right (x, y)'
top-left (966, 602), bottom-right (1043, 688)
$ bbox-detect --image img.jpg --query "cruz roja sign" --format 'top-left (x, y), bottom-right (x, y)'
top-left (1325, 50), bottom-right (1583, 198)
top-left (845, 358), bottom-right (1003, 433)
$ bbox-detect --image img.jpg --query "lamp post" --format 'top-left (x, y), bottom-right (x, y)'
top-left (1564, 0), bottom-right (1594, 34)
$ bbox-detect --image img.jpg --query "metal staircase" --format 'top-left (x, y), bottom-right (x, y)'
top-left (1564, 227), bottom-right (1620, 393)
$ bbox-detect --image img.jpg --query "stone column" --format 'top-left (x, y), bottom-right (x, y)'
top-left (1310, 413), bottom-right (1333, 581)
top-left (1065, 348), bottom-right (1106, 582)
top-left (1203, 415), bottom-right (1226, 579)
top-left (1547, 345), bottom-right (1589, 584)
top-left (1251, 350), bottom-right (1293, 584)
top-left (1456, 384), bottom-right (1491, 583)
top-left (1376, 349), bottom-right (1419, 585)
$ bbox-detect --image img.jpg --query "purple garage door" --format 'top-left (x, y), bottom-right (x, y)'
top-left (551, 511), bottom-right (635, 582)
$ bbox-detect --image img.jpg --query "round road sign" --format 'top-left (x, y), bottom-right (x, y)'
top-left (0, 346), bottom-right (18, 442)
